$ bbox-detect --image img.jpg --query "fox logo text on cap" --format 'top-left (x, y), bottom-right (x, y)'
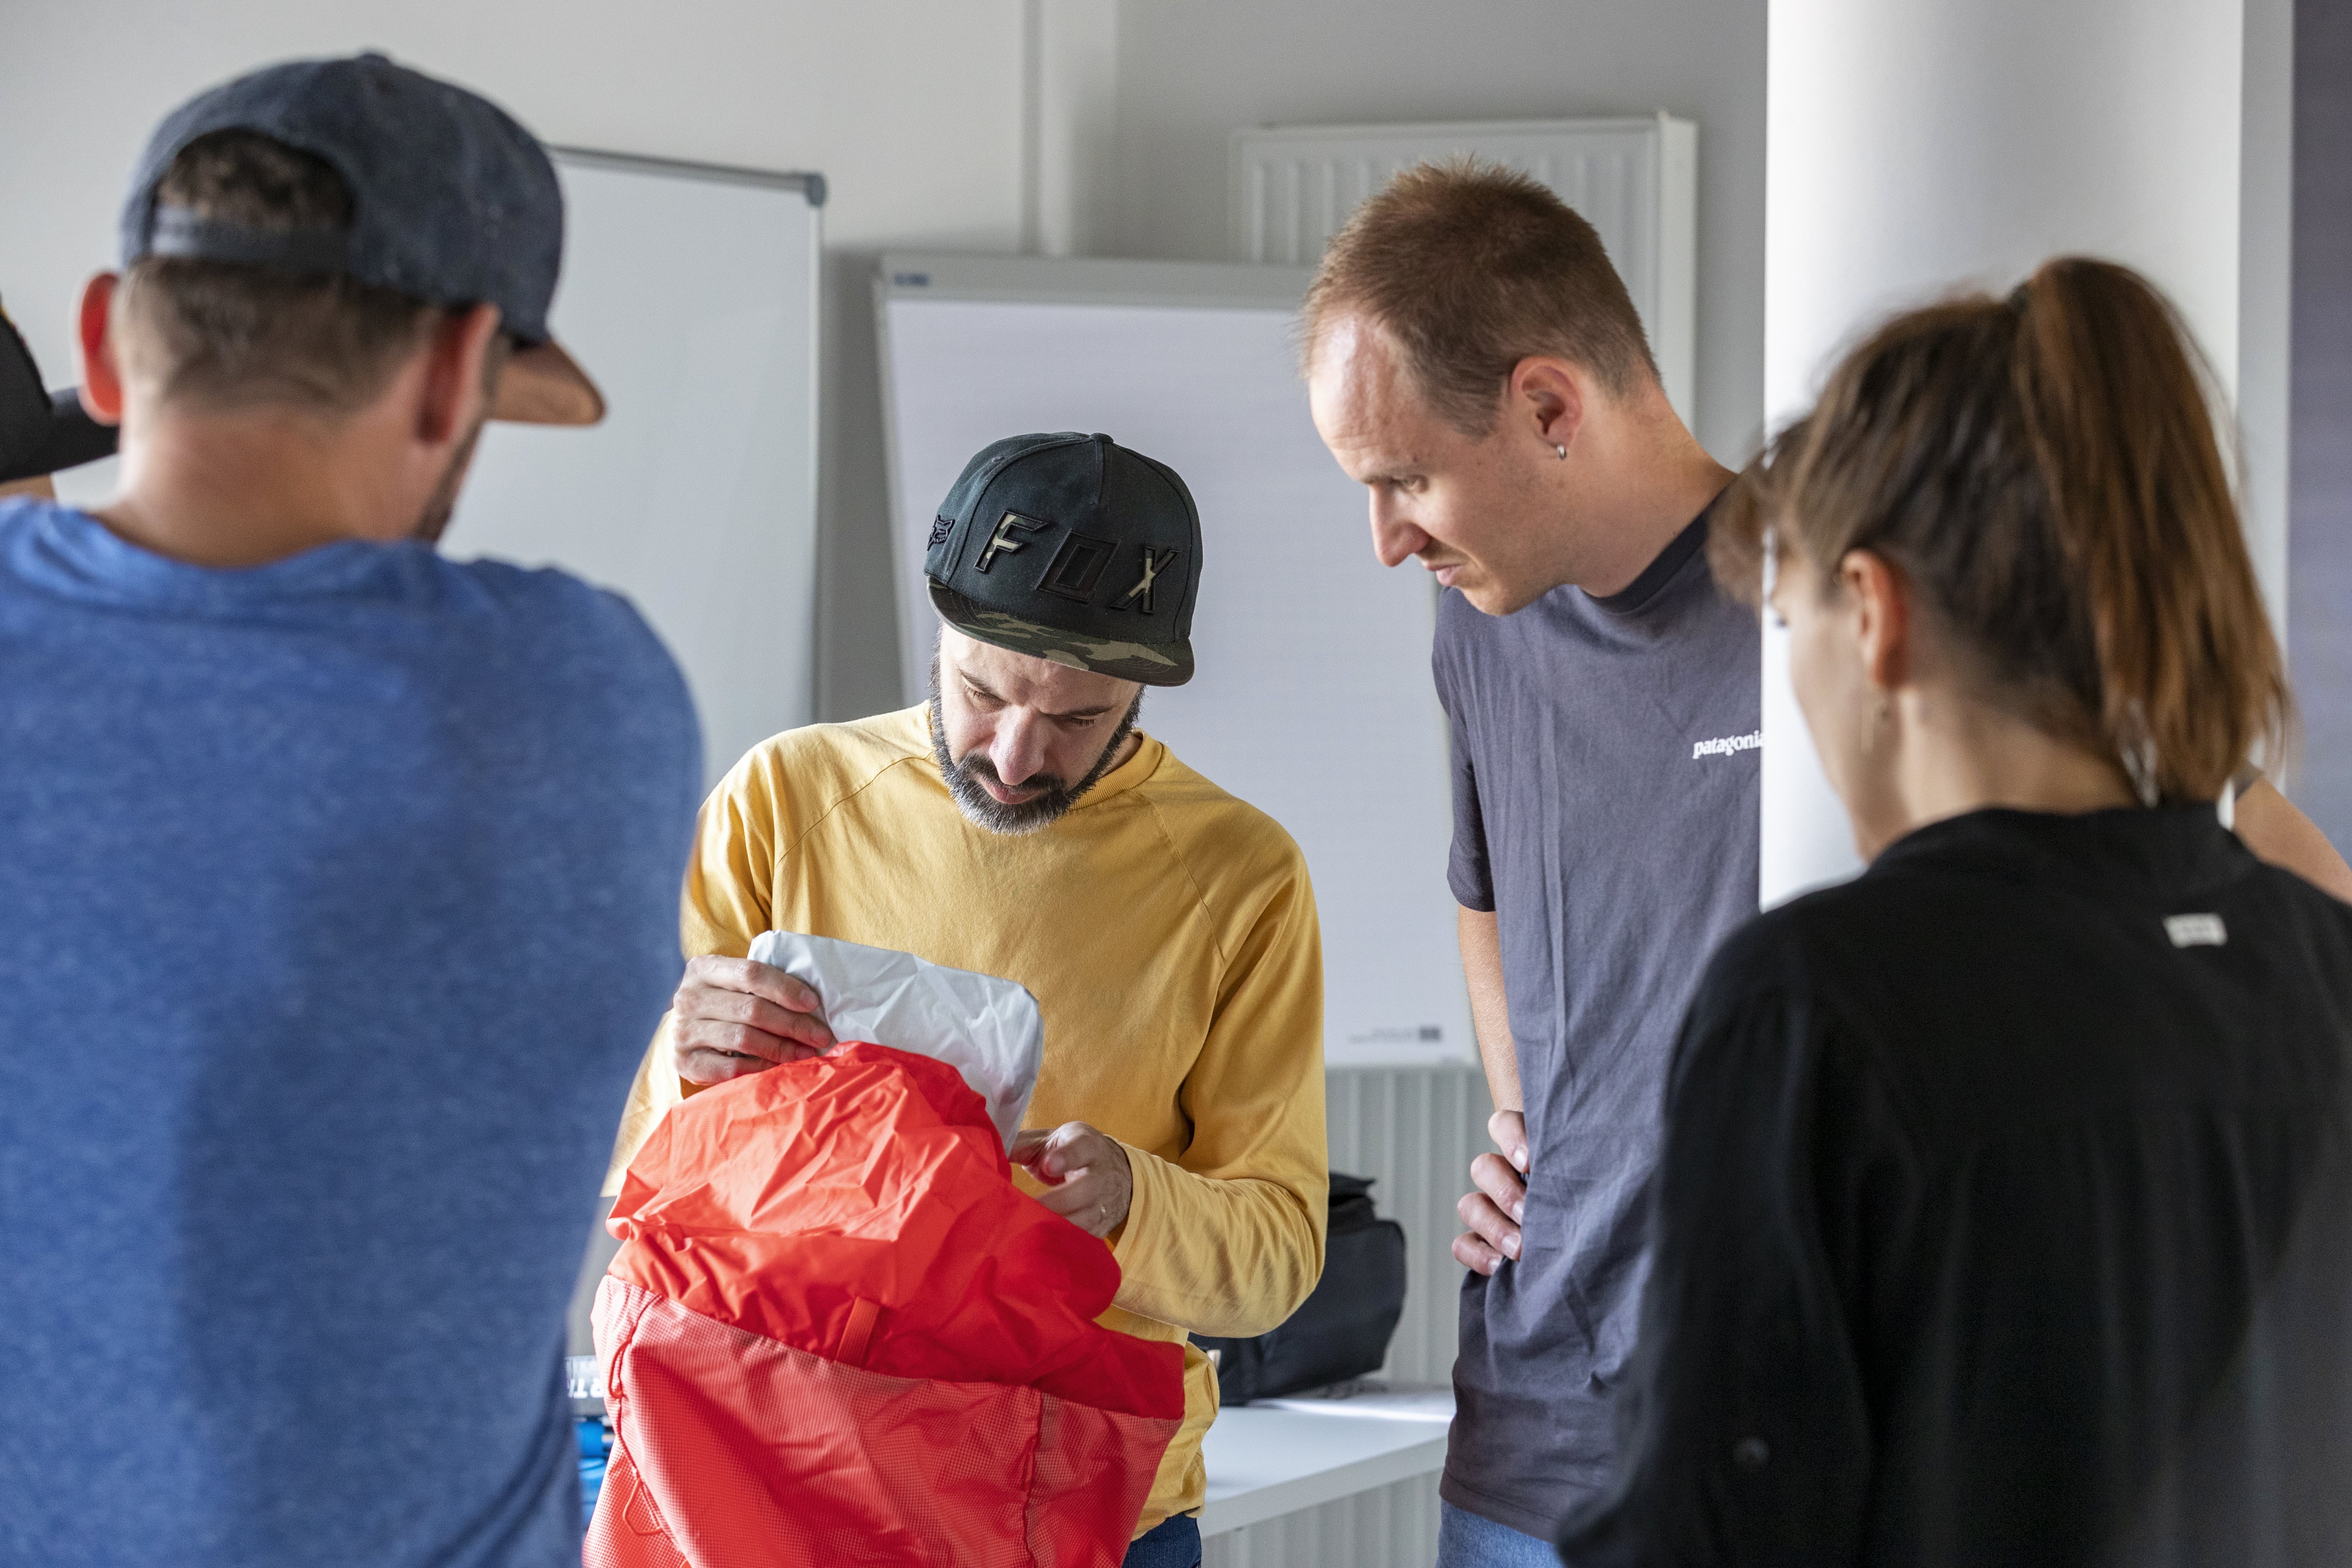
top-left (925, 433), bottom-right (1203, 687)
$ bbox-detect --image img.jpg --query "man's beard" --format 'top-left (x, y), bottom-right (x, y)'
top-left (928, 655), bottom-right (1142, 836)
top-left (411, 413), bottom-right (487, 545)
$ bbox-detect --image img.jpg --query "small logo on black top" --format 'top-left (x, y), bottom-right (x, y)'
top-left (975, 511), bottom-right (1045, 573)
top-left (1038, 532), bottom-right (1118, 601)
top-left (2165, 913), bottom-right (2226, 948)
top-left (1116, 546), bottom-right (1180, 614)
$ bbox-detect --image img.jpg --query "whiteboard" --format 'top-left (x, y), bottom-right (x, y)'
top-left (877, 254), bottom-right (1471, 1068)
top-left (450, 149), bottom-right (822, 787)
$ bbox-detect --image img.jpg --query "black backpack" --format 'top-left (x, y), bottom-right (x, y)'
top-left (1191, 1173), bottom-right (1406, 1404)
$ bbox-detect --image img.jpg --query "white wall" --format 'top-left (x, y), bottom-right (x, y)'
top-left (24, 0), bottom-right (2297, 905)
top-left (0, 0), bottom-right (1033, 723)
top-left (1761, 0), bottom-right (2253, 903)
top-left (1107, 0), bottom-right (1768, 468)
top-left (0, 0), bottom-right (1769, 711)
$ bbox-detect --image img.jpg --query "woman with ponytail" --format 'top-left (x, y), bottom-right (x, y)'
top-left (1556, 259), bottom-right (2352, 1567)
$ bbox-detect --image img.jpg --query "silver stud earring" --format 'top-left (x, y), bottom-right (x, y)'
top-left (1553, 444), bottom-right (1567, 460)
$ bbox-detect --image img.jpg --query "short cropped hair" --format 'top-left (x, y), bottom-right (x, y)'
top-left (1302, 159), bottom-right (1657, 434)
top-left (113, 130), bottom-right (441, 413)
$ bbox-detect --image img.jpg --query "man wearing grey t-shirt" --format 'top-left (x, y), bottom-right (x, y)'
top-left (1305, 162), bottom-right (1752, 1563)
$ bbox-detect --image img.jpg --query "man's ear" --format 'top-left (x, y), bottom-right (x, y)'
top-left (413, 302), bottom-right (503, 446)
top-left (75, 273), bottom-right (125, 425)
top-left (1840, 548), bottom-right (1911, 692)
top-left (1510, 355), bottom-right (1585, 456)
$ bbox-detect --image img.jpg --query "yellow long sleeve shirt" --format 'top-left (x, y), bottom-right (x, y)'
top-left (604, 706), bottom-right (1328, 1536)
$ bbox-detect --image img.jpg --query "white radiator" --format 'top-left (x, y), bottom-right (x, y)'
top-left (1228, 115), bottom-right (1698, 426)
top-left (1326, 1062), bottom-right (1493, 1384)
top-left (1205, 1062), bottom-right (1493, 1568)
top-left (1203, 1476), bottom-right (1442, 1568)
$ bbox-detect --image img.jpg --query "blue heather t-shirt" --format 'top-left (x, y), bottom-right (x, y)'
top-left (1433, 508), bottom-right (1761, 1539)
top-left (0, 502), bottom-right (701, 1567)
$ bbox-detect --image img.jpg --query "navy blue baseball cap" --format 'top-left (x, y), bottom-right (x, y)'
top-left (118, 53), bottom-right (601, 425)
top-left (926, 432), bottom-right (1202, 686)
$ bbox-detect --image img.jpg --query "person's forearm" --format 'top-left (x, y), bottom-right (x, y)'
top-left (1109, 1149), bottom-right (1325, 1337)
top-left (1458, 905), bottom-right (1520, 1112)
top-left (1109, 878), bottom-right (1327, 1331)
top-left (2236, 779), bottom-right (2352, 903)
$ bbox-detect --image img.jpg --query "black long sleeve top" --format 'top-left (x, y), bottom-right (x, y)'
top-left (1558, 805), bottom-right (2352, 1567)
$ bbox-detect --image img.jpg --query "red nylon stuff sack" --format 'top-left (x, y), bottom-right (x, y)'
top-left (587, 1042), bottom-right (1186, 1568)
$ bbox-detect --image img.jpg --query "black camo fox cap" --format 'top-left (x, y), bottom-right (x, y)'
top-left (925, 432), bottom-right (1201, 686)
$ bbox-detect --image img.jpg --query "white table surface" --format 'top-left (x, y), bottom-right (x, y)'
top-left (1197, 1386), bottom-right (1453, 1536)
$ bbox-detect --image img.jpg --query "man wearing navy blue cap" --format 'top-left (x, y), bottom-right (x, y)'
top-left (0, 55), bottom-right (700, 1568)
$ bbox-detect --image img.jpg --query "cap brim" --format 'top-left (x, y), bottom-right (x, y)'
top-left (0, 391), bottom-right (119, 485)
top-left (492, 339), bottom-right (604, 426)
top-left (930, 581), bottom-right (1194, 687)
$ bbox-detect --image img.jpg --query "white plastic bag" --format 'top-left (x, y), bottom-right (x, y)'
top-left (746, 930), bottom-right (1043, 1148)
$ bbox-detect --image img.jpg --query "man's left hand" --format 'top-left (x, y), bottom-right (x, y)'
top-left (1010, 1122), bottom-right (1132, 1239)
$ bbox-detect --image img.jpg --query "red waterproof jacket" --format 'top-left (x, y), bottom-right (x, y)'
top-left (586, 1043), bottom-right (1187, 1568)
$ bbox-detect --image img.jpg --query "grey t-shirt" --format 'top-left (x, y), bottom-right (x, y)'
top-left (1434, 508), bottom-right (1761, 1538)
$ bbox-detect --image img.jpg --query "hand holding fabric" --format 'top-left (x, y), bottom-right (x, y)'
top-left (1013, 1122), bottom-right (1134, 1238)
top-left (670, 954), bottom-right (836, 1085)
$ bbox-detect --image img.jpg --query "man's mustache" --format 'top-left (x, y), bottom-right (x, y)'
top-left (956, 753), bottom-right (1072, 799)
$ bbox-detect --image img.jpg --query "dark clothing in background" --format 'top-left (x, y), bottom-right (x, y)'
top-left (1432, 506), bottom-right (1761, 1537)
top-left (1559, 806), bottom-right (2352, 1567)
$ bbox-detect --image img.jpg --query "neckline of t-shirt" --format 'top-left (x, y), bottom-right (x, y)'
top-left (28, 502), bottom-right (405, 604)
top-left (1871, 802), bottom-right (2246, 897)
top-left (1583, 497), bottom-right (1721, 619)
top-left (1072, 728), bottom-right (1167, 808)
top-left (893, 704), bottom-right (1167, 810)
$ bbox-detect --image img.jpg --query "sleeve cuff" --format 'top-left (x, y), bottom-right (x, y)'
top-left (1451, 879), bottom-right (1496, 914)
top-left (1108, 1137), bottom-right (1164, 1303)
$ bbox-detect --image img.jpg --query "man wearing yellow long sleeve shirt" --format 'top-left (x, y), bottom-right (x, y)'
top-left (604, 432), bottom-right (1328, 1567)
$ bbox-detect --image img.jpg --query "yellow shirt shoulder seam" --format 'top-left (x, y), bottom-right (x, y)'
top-left (1127, 782), bottom-right (1240, 974)
top-left (767, 744), bottom-right (934, 882)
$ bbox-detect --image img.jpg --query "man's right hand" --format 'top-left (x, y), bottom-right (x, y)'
top-left (1453, 1109), bottom-right (1528, 1276)
top-left (670, 954), bottom-right (836, 1087)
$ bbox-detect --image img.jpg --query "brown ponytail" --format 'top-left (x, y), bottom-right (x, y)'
top-left (1712, 257), bottom-right (2289, 804)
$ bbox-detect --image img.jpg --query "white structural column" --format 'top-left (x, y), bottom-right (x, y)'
top-left (1760, 0), bottom-right (2253, 903)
